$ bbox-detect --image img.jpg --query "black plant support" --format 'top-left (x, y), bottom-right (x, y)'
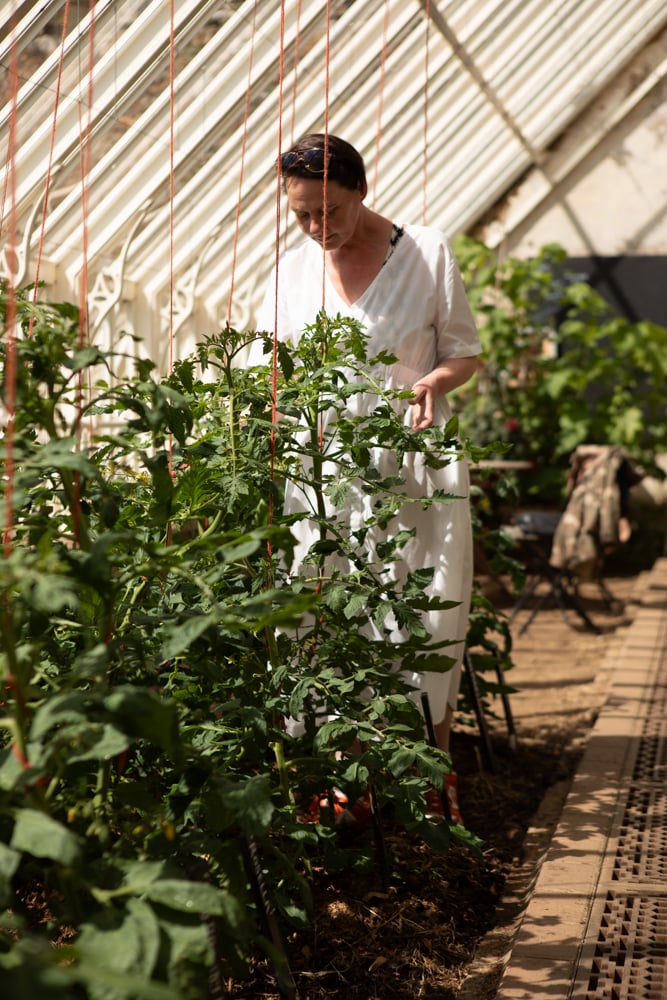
top-left (462, 649), bottom-right (497, 774)
top-left (186, 856), bottom-right (228, 1000)
top-left (241, 833), bottom-right (297, 1000)
top-left (420, 691), bottom-right (453, 822)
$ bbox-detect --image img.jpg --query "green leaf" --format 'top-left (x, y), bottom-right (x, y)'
top-left (343, 592), bottom-right (367, 619)
top-left (223, 774), bottom-right (274, 834)
top-left (30, 439), bottom-right (101, 480)
top-left (326, 480), bottom-right (351, 506)
top-left (414, 652), bottom-right (457, 674)
top-left (159, 613), bottom-right (218, 659)
top-left (276, 338), bottom-right (295, 379)
top-left (0, 842), bottom-right (21, 907)
top-left (92, 861), bottom-right (168, 903)
top-left (66, 723), bottom-right (131, 763)
top-left (77, 899), bottom-right (165, 1000)
top-left (143, 878), bottom-right (243, 925)
top-left (324, 582), bottom-right (348, 613)
top-left (417, 818), bottom-right (453, 854)
top-left (71, 345), bottom-right (107, 372)
top-left (104, 688), bottom-right (180, 755)
top-left (30, 691), bottom-right (92, 740)
top-left (387, 748), bottom-right (417, 776)
top-left (543, 369), bottom-right (573, 398)
top-left (73, 642), bottom-right (110, 677)
top-left (72, 963), bottom-right (179, 1000)
top-left (613, 405), bottom-right (643, 443)
top-left (155, 910), bottom-right (218, 983)
top-left (404, 567), bottom-right (435, 593)
top-left (309, 539), bottom-right (342, 555)
top-left (214, 535), bottom-right (264, 562)
top-left (11, 809), bottom-right (81, 866)
top-left (25, 574), bottom-right (78, 613)
top-left (0, 746), bottom-right (24, 792)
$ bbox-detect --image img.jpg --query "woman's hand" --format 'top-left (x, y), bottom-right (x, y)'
top-left (411, 383), bottom-right (436, 430)
top-left (410, 356), bottom-right (479, 430)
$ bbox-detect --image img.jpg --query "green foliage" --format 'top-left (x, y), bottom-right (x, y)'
top-left (0, 289), bottom-right (493, 995)
top-left (452, 237), bottom-right (667, 503)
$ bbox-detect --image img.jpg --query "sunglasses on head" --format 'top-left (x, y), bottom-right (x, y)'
top-left (280, 148), bottom-right (331, 174)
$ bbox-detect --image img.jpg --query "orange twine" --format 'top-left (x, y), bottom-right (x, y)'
top-left (2, 12), bottom-right (19, 559)
top-left (29, 1), bottom-right (71, 326)
top-left (265, 0), bottom-right (290, 558)
top-left (226, 0), bottom-right (258, 327)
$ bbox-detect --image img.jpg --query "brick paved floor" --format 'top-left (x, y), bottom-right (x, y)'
top-left (460, 559), bottom-right (667, 999)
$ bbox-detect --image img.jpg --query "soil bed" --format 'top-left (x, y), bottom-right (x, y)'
top-left (229, 572), bottom-right (641, 1000)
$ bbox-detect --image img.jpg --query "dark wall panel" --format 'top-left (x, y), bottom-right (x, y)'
top-left (567, 256), bottom-right (667, 326)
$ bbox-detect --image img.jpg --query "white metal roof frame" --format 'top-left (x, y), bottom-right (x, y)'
top-left (2, 0), bottom-right (666, 363)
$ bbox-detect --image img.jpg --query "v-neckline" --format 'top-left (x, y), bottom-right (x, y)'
top-left (324, 223), bottom-right (405, 309)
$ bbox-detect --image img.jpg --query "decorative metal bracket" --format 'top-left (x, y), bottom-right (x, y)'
top-left (158, 225), bottom-right (223, 367)
top-left (88, 199), bottom-right (152, 336)
top-left (0, 165), bottom-right (62, 288)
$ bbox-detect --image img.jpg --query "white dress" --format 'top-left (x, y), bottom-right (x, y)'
top-left (255, 223), bottom-right (482, 726)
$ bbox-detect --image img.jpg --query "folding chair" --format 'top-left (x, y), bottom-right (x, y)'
top-left (507, 509), bottom-right (600, 636)
top-left (549, 445), bottom-right (641, 588)
top-left (507, 445), bottom-right (643, 635)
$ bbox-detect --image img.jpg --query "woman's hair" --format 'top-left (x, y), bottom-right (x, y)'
top-left (280, 133), bottom-right (367, 195)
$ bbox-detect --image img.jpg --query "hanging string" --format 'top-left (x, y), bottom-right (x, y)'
top-left (3, 9), bottom-right (32, 776)
top-left (371, 0), bottom-right (391, 210)
top-left (0, 135), bottom-right (8, 248)
top-left (77, 3), bottom-right (95, 340)
top-left (29, 1), bottom-right (71, 328)
top-left (226, 0), bottom-right (258, 327)
top-left (165, 0), bottom-right (176, 508)
top-left (0, 9), bottom-right (17, 246)
top-left (321, 1), bottom-right (331, 305)
top-left (422, 0), bottom-right (431, 225)
top-left (71, 0), bottom-right (96, 550)
top-left (266, 1), bottom-right (289, 551)
top-left (310, 1), bottom-right (333, 597)
top-left (168, 0), bottom-right (176, 381)
top-left (2, 11), bottom-right (19, 560)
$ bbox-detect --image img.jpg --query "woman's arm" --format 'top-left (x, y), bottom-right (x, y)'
top-left (410, 356), bottom-right (478, 431)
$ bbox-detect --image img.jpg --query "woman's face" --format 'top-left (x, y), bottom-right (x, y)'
top-left (285, 176), bottom-right (364, 250)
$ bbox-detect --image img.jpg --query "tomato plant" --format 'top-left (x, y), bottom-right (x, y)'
top-left (1, 288), bottom-right (494, 997)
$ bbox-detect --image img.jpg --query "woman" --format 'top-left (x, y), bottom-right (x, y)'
top-left (255, 133), bottom-right (481, 761)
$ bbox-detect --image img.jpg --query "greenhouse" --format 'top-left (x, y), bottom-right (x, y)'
top-left (5, 0), bottom-right (667, 355)
top-left (1, 2), bottom-right (667, 998)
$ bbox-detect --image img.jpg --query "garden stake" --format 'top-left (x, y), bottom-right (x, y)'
top-left (420, 692), bottom-right (452, 823)
top-left (185, 857), bottom-right (227, 1000)
top-left (489, 640), bottom-right (518, 751)
top-left (462, 649), bottom-right (498, 774)
top-left (367, 778), bottom-right (391, 889)
top-left (241, 833), bottom-right (296, 1000)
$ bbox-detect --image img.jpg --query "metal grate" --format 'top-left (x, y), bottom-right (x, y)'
top-left (611, 784), bottom-right (667, 885)
top-left (631, 678), bottom-right (667, 782)
top-left (585, 893), bottom-right (667, 1000)
top-left (631, 728), bottom-right (667, 784)
top-left (582, 638), bottom-right (667, 999)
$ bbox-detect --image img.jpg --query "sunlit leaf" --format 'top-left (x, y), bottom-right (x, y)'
top-left (11, 809), bottom-right (81, 866)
